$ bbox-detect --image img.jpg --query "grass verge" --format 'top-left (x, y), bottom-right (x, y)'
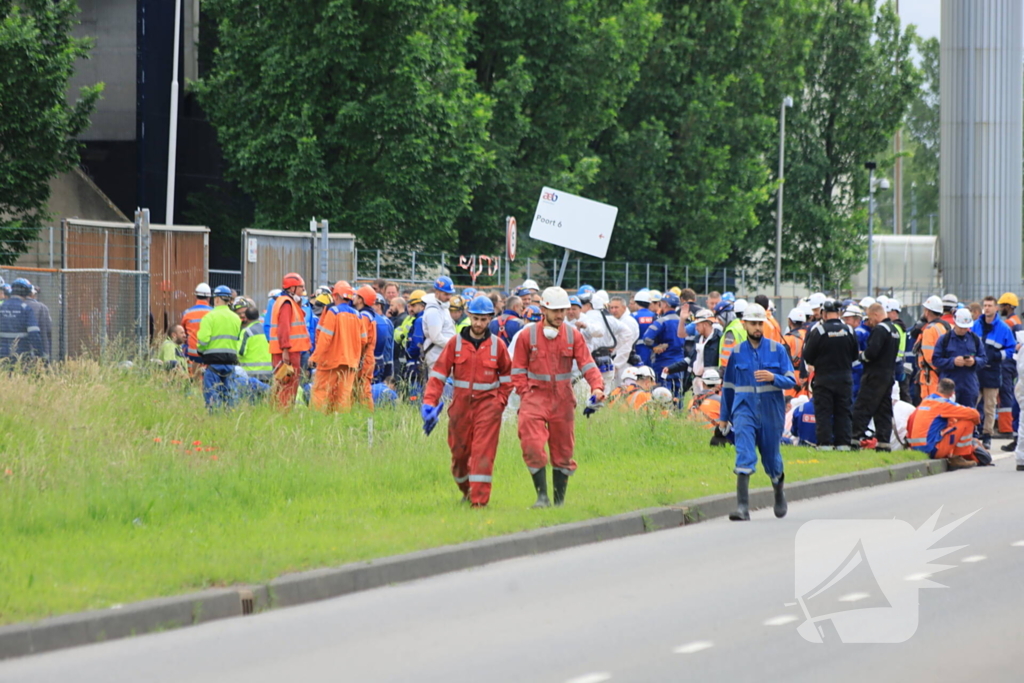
top-left (0, 361), bottom-right (922, 624)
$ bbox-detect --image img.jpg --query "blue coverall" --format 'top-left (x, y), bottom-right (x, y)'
top-left (373, 311), bottom-right (395, 382)
top-left (632, 306), bottom-right (657, 365)
top-left (791, 400), bottom-right (818, 446)
top-left (932, 330), bottom-right (986, 409)
top-left (720, 338), bottom-right (796, 482)
top-left (643, 311), bottom-right (686, 400)
top-left (0, 297), bottom-right (44, 359)
top-left (851, 324), bottom-right (870, 402)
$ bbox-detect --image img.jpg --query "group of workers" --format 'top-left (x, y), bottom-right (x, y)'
top-left (0, 276), bottom-right (54, 361)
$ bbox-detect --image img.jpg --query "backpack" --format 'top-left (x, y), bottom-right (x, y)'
top-left (938, 326), bottom-right (981, 360)
top-left (912, 320), bottom-right (951, 370)
top-left (495, 314), bottom-right (513, 344)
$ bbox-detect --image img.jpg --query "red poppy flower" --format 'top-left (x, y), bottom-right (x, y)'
top-left (210, 455), bottom-right (218, 461)
top-left (170, 440), bottom-right (181, 445)
top-left (192, 440), bottom-right (202, 446)
top-left (3, 469), bottom-right (12, 476)
top-left (153, 437), bottom-right (162, 443)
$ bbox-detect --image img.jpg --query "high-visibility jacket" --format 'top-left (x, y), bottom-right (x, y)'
top-left (917, 319), bottom-right (951, 395)
top-left (358, 308), bottom-right (377, 381)
top-left (608, 382), bottom-right (640, 404)
top-left (626, 389), bottom-right (652, 411)
top-left (687, 392), bottom-right (721, 429)
top-left (455, 315), bottom-right (471, 333)
top-left (783, 328), bottom-right (807, 397)
top-left (907, 394), bottom-right (980, 454)
top-left (424, 329), bottom-right (513, 407)
top-left (269, 295), bottom-right (311, 355)
top-left (181, 300), bottom-right (212, 360)
top-left (309, 302), bottom-right (365, 370)
top-left (196, 305), bottom-right (241, 365)
top-left (718, 318), bottom-right (748, 367)
top-left (394, 312), bottom-right (416, 346)
top-left (238, 321), bottom-right (273, 376)
top-left (764, 314), bottom-right (783, 343)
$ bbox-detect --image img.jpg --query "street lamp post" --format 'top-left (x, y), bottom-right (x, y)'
top-left (864, 162), bottom-right (890, 296)
top-left (774, 96), bottom-right (794, 297)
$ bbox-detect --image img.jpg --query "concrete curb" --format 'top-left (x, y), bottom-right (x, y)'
top-left (0, 458), bottom-right (948, 660)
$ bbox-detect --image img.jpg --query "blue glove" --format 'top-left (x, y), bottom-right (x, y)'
top-left (421, 400), bottom-right (444, 435)
top-left (582, 395), bottom-right (603, 419)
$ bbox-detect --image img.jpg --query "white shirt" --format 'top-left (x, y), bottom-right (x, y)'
top-left (614, 310), bottom-right (640, 376)
top-left (421, 293), bottom-right (456, 367)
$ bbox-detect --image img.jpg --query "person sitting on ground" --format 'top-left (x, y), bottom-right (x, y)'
top-left (906, 378), bottom-right (984, 468)
top-left (156, 324), bottom-right (187, 373)
top-left (687, 367), bottom-right (722, 430)
top-left (608, 366), bottom-right (641, 404)
top-left (624, 366), bottom-right (658, 410)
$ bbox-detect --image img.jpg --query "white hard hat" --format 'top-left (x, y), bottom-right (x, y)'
top-left (768, 299), bottom-right (776, 312)
top-left (702, 368), bottom-right (722, 386)
top-left (648, 290), bottom-right (663, 303)
top-left (859, 297), bottom-right (876, 308)
top-left (693, 308), bottom-right (715, 323)
top-left (809, 292), bottom-right (827, 308)
top-left (651, 387), bottom-right (674, 404)
top-left (636, 366), bottom-right (656, 379)
top-left (743, 303), bottom-right (767, 321)
top-left (591, 290), bottom-right (609, 310)
top-left (634, 289), bottom-right (651, 304)
top-left (954, 308), bottom-right (974, 329)
top-left (843, 304), bottom-right (864, 318)
top-left (923, 295), bottom-right (944, 313)
top-left (195, 282), bottom-right (212, 297)
top-left (522, 279), bottom-right (540, 292)
top-left (942, 293), bottom-right (958, 307)
top-left (622, 367), bottom-right (640, 383)
top-left (787, 307), bottom-right (807, 323)
top-left (734, 298), bottom-right (749, 315)
top-left (798, 302), bottom-right (814, 317)
top-left (884, 298), bottom-right (902, 313)
top-left (539, 286), bottom-right (571, 310)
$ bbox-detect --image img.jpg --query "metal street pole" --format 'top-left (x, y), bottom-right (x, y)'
top-left (774, 96), bottom-right (793, 297)
top-left (164, 0), bottom-right (182, 224)
top-left (865, 162), bottom-right (876, 295)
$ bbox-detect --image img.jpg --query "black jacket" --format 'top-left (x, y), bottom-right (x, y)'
top-left (861, 320), bottom-right (901, 377)
top-left (803, 318), bottom-right (859, 380)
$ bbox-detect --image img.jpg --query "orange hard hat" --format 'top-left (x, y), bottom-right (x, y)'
top-left (356, 285), bottom-right (376, 306)
top-left (282, 273), bottom-right (305, 289)
top-left (333, 281), bottom-right (355, 300)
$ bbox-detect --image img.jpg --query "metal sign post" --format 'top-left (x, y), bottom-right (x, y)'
top-left (505, 216), bottom-right (517, 290)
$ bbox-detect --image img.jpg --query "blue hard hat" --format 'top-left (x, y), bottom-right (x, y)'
top-left (663, 291), bottom-right (680, 307)
top-left (722, 292), bottom-right (736, 303)
top-left (467, 296), bottom-right (495, 315)
top-left (433, 275), bottom-right (456, 294)
top-left (569, 295), bottom-right (582, 307)
top-left (10, 278), bottom-right (32, 294)
top-left (1, 284), bottom-right (11, 296)
top-left (577, 284), bottom-right (596, 303)
top-left (514, 286), bottom-right (531, 297)
top-left (525, 305), bottom-right (543, 322)
top-left (713, 301), bottom-right (733, 315)
top-left (213, 285), bottom-right (233, 298)
top-left (461, 287), bottom-right (477, 299)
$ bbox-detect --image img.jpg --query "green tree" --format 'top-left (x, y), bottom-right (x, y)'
top-left (592, 0), bottom-right (815, 268)
top-left (902, 35), bottom-right (939, 234)
top-left (740, 0), bottom-right (921, 287)
top-left (454, 0), bottom-right (660, 260)
top-left (0, 0), bottom-right (102, 265)
top-left (196, 0), bottom-right (492, 251)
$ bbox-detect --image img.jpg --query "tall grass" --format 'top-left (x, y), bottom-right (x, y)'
top-left (0, 361), bottom-right (921, 624)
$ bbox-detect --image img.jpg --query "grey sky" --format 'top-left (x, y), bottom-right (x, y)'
top-left (899, 0), bottom-right (940, 41)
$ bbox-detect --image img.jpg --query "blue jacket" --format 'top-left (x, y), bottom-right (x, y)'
top-left (0, 296), bottom-right (44, 358)
top-left (972, 316), bottom-right (1015, 389)
top-left (307, 311), bottom-right (320, 354)
top-left (372, 382), bottom-right (399, 405)
top-left (263, 295), bottom-right (279, 341)
top-left (407, 312), bottom-right (425, 362)
top-left (720, 338), bottom-right (796, 425)
top-left (633, 306), bottom-right (657, 364)
top-left (642, 311), bottom-right (685, 371)
top-left (489, 311), bottom-right (523, 344)
top-left (373, 312), bottom-right (395, 381)
top-left (932, 329), bottom-right (986, 403)
top-left (791, 400), bottom-right (817, 446)
top-left (851, 325), bottom-right (870, 397)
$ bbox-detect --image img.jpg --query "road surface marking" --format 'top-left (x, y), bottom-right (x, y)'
top-left (674, 640), bottom-right (714, 654)
top-left (1012, 541), bottom-right (1024, 547)
top-left (904, 572), bottom-right (932, 581)
top-left (960, 555), bottom-right (986, 563)
top-left (838, 592), bottom-right (870, 602)
top-left (565, 674), bottom-right (611, 683)
top-left (764, 615), bottom-right (799, 626)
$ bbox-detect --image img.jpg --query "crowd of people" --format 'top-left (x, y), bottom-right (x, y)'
top-left (4, 270), bottom-right (1022, 516)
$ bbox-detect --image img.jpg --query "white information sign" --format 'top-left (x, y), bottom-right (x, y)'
top-left (247, 237), bottom-right (258, 263)
top-left (528, 187), bottom-right (617, 259)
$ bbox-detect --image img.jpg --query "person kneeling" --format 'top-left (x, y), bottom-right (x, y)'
top-left (906, 378), bottom-right (983, 469)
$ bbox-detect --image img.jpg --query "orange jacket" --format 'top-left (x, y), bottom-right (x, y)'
top-left (764, 314), bottom-right (783, 343)
top-left (309, 303), bottom-right (365, 369)
top-left (687, 392), bottom-right (721, 428)
top-left (424, 330), bottom-right (512, 407)
top-left (181, 300), bottom-right (212, 359)
top-left (907, 394), bottom-right (980, 452)
top-left (917, 319), bottom-right (950, 391)
top-left (783, 328), bottom-right (807, 397)
top-left (358, 308), bottom-right (377, 381)
top-left (269, 295), bottom-right (311, 354)
top-left (626, 390), bottom-right (652, 411)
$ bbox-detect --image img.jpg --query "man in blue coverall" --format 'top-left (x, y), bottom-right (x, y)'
top-left (643, 291), bottom-right (686, 402)
top-left (718, 303), bottom-right (796, 521)
top-left (933, 308), bottom-right (986, 411)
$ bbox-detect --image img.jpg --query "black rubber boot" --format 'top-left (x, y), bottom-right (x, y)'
top-left (729, 474), bottom-right (750, 521)
top-left (530, 469), bottom-right (550, 508)
top-left (772, 474), bottom-right (788, 518)
top-left (1001, 438), bottom-right (1017, 452)
top-left (553, 469), bottom-right (569, 507)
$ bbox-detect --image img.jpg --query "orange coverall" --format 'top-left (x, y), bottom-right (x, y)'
top-left (917, 320), bottom-right (949, 400)
top-left (907, 395), bottom-right (981, 461)
top-left (269, 295), bottom-right (310, 409)
top-left (309, 302), bottom-right (366, 413)
top-left (355, 308), bottom-right (377, 408)
top-left (511, 323), bottom-right (603, 476)
top-left (424, 330), bottom-right (512, 505)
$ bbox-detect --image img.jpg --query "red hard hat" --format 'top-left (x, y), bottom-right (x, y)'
top-left (282, 273), bottom-right (305, 289)
top-left (357, 285), bottom-right (376, 306)
top-left (333, 281), bottom-right (355, 300)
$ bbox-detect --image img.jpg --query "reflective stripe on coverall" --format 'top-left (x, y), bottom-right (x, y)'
top-left (356, 308), bottom-right (377, 408)
top-left (181, 301), bottom-right (212, 361)
top-left (424, 332), bottom-right (512, 505)
top-left (309, 303), bottom-right (365, 413)
top-left (908, 394), bottom-right (980, 460)
top-left (720, 338), bottom-right (796, 481)
top-left (511, 323), bottom-right (604, 475)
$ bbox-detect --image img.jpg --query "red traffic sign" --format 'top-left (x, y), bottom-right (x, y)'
top-left (506, 216), bottom-right (517, 262)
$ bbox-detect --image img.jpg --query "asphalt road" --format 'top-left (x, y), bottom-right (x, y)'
top-left (4, 452), bottom-right (1023, 683)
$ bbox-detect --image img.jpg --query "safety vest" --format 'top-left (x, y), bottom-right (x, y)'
top-left (718, 318), bottom-right (748, 366)
top-left (688, 392), bottom-right (721, 429)
top-left (197, 305), bottom-right (241, 359)
top-left (181, 300), bottom-right (212, 359)
top-left (268, 295), bottom-right (311, 354)
top-left (394, 313), bottom-right (416, 346)
top-left (455, 316), bottom-right (471, 333)
top-left (239, 322), bottom-right (273, 375)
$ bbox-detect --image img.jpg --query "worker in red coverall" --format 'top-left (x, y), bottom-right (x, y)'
top-left (512, 286), bottom-right (605, 508)
top-left (422, 296), bottom-right (512, 507)
top-left (269, 272), bottom-right (310, 409)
